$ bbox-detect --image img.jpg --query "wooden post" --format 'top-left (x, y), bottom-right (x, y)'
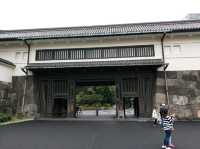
top-left (116, 78), bottom-right (124, 118)
top-left (68, 80), bottom-right (76, 117)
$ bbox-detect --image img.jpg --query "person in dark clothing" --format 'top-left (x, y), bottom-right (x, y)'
top-left (160, 104), bottom-right (168, 119)
top-left (75, 106), bottom-right (81, 118)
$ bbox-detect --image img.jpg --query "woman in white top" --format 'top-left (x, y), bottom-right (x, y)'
top-left (152, 106), bottom-right (160, 125)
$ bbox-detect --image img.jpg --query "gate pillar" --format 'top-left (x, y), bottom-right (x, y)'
top-left (68, 80), bottom-right (76, 117)
top-left (116, 79), bottom-right (124, 118)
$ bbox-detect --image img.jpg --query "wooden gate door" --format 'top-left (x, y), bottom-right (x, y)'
top-left (38, 79), bottom-right (69, 117)
top-left (121, 74), bottom-right (155, 117)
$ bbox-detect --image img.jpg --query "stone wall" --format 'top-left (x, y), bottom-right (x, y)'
top-left (0, 81), bottom-right (17, 114)
top-left (12, 76), bottom-right (37, 117)
top-left (0, 76), bottom-right (36, 117)
top-left (155, 71), bottom-right (200, 119)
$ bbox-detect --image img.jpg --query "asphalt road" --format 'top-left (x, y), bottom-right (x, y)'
top-left (0, 120), bottom-right (200, 149)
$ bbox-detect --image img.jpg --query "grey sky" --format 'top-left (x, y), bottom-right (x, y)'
top-left (1, 0), bottom-right (200, 30)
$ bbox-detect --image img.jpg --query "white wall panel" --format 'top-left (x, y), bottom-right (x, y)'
top-left (0, 42), bottom-right (27, 76)
top-left (1, 33), bottom-right (200, 76)
top-left (29, 35), bottom-right (163, 63)
top-left (164, 34), bottom-right (200, 71)
top-left (0, 64), bottom-right (14, 82)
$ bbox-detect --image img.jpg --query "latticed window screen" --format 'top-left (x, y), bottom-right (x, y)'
top-left (35, 45), bottom-right (154, 61)
top-left (122, 78), bottom-right (138, 93)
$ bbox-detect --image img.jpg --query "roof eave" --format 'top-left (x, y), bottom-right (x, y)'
top-left (0, 29), bottom-right (200, 42)
top-left (0, 58), bottom-right (16, 67)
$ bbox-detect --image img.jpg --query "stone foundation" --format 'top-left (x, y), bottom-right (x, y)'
top-left (155, 71), bottom-right (200, 119)
top-left (12, 76), bottom-right (37, 117)
top-left (6, 71), bottom-right (200, 120)
top-left (0, 81), bottom-right (17, 114)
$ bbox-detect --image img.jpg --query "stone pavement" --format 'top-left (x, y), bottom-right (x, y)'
top-left (80, 109), bottom-right (134, 116)
top-left (38, 117), bottom-right (151, 122)
top-left (75, 109), bottom-right (135, 120)
top-left (0, 120), bottom-right (200, 149)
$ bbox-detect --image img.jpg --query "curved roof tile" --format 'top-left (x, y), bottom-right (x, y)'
top-left (0, 20), bottom-right (200, 40)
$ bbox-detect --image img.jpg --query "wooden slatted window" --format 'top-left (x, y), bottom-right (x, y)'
top-left (122, 78), bottom-right (138, 93)
top-left (103, 48), bottom-right (117, 58)
top-left (35, 45), bottom-right (155, 61)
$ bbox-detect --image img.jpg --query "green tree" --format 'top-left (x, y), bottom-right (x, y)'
top-left (76, 86), bottom-right (116, 106)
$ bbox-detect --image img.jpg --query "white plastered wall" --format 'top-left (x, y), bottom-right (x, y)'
top-left (163, 33), bottom-right (200, 71)
top-left (29, 34), bottom-right (163, 63)
top-left (1, 32), bottom-right (200, 77)
top-left (0, 63), bottom-right (14, 82)
top-left (0, 42), bottom-right (27, 76)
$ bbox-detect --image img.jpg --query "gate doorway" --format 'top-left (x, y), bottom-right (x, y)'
top-left (123, 97), bottom-right (139, 118)
top-left (52, 97), bottom-right (68, 117)
top-left (35, 66), bottom-right (156, 118)
top-left (75, 80), bottom-right (117, 119)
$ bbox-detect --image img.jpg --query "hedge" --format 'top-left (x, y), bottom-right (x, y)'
top-left (0, 113), bottom-right (11, 123)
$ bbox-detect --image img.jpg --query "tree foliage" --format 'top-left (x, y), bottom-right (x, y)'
top-left (76, 86), bottom-right (116, 106)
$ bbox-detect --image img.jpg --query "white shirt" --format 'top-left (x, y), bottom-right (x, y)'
top-left (152, 109), bottom-right (158, 119)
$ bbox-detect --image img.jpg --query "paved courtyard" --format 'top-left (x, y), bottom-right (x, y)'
top-left (0, 120), bottom-right (200, 149)
top-left (78, 109), bottom-right (134, 119)
top-left (81, 109), bottom-right (134, 115)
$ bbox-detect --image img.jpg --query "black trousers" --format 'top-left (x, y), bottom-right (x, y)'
top-left (154, 118), bottom-right (158, 125)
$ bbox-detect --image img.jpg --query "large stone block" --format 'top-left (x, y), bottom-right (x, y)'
top-left (0, 81), bottom-right (10, 89)
top-left (197, 110), bottom-right (200, 118)
top-left (168, 86), bottom-right (197, 97)
top-left (174, 106), bottom-right (193, 119)
top-left (168, 86), bottom-right (187, 95)
top-left (156, 78), bottom-right (165, 86)
top-left (182, 72), bottom-right (198, 81)
top-left (167, 71), bottom-right (178, 79)
top-left (157, 71), bottom-right (177, 79)
top-left (154, 93), bottom-right (166, 105)
top-left (198, 71), bottom-right (200, 80)
top-left (191, 96), bottom-right (200, 104)
top-left (155, 86), bottom-right (165, 93)
top-left (184, 109), bottom-right (193, 118)
top-left (196, 81), bottom-right (200, 89)
top-left (167, 79), bottom-right (179, 86)
top-left (187, 81), bottom-right (197, 89)
top-left (171, 95), bottom-right (189, 105)
top-left (187, 89), bottom-right (197, 98)
top-left (190, 104), bottom-right (200, 119)
top-left (174, 79), bottom-right (196, 89)
top-left (24, 104), bottom-right (38, 117)
top-left (8, 93), bottom-right (16, 102)
top-left (157, 71), bottom-right (164, 78)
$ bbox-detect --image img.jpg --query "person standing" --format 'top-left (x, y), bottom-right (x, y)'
top-left (161, 107), bottom-right (176, 149)
top-left (152, 106), bottom-right (159, 126)
top-left (159, 104), bottom-right (166, 118)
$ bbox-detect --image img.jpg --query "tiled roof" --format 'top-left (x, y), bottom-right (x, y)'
top-left (0, 20), bottom-right (200, 40)
top-left (26, 59), bottom-right (163, 70)
top-left (0, 58), bottom-right (15, 67)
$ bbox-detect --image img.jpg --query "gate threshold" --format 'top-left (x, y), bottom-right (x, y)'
top-left (36, 117), bottom-right (152, 122)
